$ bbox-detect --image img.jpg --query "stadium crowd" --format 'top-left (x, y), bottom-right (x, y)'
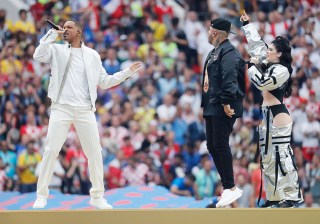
top-left (0, 0), bottom-right (320, 208)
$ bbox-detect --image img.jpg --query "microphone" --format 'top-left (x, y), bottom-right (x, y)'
top-left (45, 19), bottom-right (60, 30)
top-left (245, 55), bottom-right (267, 64)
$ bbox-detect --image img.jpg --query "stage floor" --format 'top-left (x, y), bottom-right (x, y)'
top-left (1, 208), bottom-right (319, 224)
top-left (1, 186), bottom-right (319, 224)
top-left (0, 186), bottom-right (211, 210)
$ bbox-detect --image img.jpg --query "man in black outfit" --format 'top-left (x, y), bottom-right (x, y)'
top-left (201, 18), bottom-right (246, 208)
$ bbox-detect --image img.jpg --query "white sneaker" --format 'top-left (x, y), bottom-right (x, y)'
top-left (33, 198), bottom-right (47, 209)
top-left (216, 187), bottom-right (243, 208)
top-left (90, 198), bottom-right (113, 209)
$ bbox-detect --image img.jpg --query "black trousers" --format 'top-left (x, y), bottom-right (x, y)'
top-left (205, 116), bottom-right (236, 189)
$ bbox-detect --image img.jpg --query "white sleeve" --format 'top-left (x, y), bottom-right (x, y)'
top-left (248, 65), bottom-right (290, 91)
top-left (33, 29), bottom-right (59, 63)
top-left (98, 56), bottom-right (133, 89)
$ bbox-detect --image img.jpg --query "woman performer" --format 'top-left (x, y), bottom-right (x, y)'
top-left (240, 12), bottom-right (303, 208)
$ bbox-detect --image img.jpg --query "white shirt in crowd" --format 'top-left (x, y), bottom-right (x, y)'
top-left (301, 120), bottom-right (320, 148)
top-left (292, 109), bottom-right (308, 143)
top-left (184, 18), bottom-right (203, 50)
top-left (196, 26), bottom-right (214, 67)
top-left (58, 48), bottom-right (91, 108)
top-left (156, 104), bottom-right (177, 123)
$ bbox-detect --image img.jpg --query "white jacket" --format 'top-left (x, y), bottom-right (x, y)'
top-left (33, 29), bottom-right (133, 111)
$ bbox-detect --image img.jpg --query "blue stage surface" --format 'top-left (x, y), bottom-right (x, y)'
top-left (0, 186), bottom-right (213, 210)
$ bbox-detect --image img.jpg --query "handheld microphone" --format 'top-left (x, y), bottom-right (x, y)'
top-left (45, 19), bottom-right (60, 30)
top-left (245, 55), bottom-right (267, 64)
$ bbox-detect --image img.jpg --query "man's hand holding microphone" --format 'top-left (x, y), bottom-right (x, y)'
top-left (46, 19), bottom-right (65, 35)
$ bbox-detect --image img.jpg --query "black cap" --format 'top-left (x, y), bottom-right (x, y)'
top-left (211, 18), bottom-right (232, 33)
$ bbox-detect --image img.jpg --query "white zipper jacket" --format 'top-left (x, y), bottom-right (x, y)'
top-left (33, 29), bottom-right (133, 111)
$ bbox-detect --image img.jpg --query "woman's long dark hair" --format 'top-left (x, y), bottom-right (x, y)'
top-left (271, 36), bottom-right (293, 98)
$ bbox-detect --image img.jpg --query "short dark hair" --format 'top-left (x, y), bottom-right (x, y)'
top-left (174, 153), bottom-right (183, 160)
top-left (65, 20), bottom-right (83, 32)
top-left (19, 9), bottom-right (27, 15)
top-left (72, 20), bottom-right (83, 31)
top-left (171, 17), bottom-right (179, 26)
top-left (186, 174), bottom-right (196, 182)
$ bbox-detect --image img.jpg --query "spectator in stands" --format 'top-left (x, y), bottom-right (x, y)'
top-left (182, 143), bottom-right (200, 174)
top-left (17, 140), bottom-right (41, 193)
top-left (147, 13), bottom-right (167, 42)
top-left (168, 153), bottom-right (185, 182)
top-left (236, 172), bottom-right (253, 208)
top-left (249, 161), bottom-right (266, 207)
top-left (306, 90), bottom-right (320, 119)
top-left (158, 34), bottom-right (178, 69)
top-left (121, 136), bottom-right (135, 159)
top-left (0, 9), bottom-right (12, 49)
top-left (170, 173), bottom-right (199, 199)
top-left (156, 94), bottom-right (177, 131)
top-left (120, 155), bottom-right (149, 186)
top-left (171, 105), bottom-right (188, 146)
top-left (0, 140), bottom-right (17, 191)
top-left (0, 44), bottom-right (23, 76)
top-left (187, 110), bottom-right (206, 144)
top-left (307, 154), bottom-right (320, 204)
top-left (103, 47), bottom-right (121, 75)
top-left (0, 156), bottom-right (7, 191)
top-left (64, 139), bottom-right (89, 195)
top-left (299, 192), bottom-right (320, 208)
top-left (170, 17), bottom-right (188, 54)
top-left (292, 98), bottom-right (308, 146)
top-left (301, 112), bottom-right (320, 162)
top-left (128, 120), bottom-right (144, 150)
top-left (195, 158), bottom-right (219, 199)
top-left (109, 116), bottom-right (129, 147)
top-left (13, 9), bottom-right (35, 34)
top-left (106, 150), bottom-right (125, 189)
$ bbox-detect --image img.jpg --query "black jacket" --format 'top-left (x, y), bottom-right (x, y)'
top-left (201, 39), bottom-right (246, 117)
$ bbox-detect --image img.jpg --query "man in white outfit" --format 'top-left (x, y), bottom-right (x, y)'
top-left (32, 20), bottom-right (142, 209)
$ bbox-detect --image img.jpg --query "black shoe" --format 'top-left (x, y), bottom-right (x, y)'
top-left (206, 203), bottom-right (216, 208)
top-left (260, 200), bottom-right (280, 208)
top-left (295, 199), bottom-right (304, 207)
top-left (275, 200), bottom-right (304, 208)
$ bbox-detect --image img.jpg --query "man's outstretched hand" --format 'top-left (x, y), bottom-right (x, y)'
top-left (129, 62), bottom-right (143, 73)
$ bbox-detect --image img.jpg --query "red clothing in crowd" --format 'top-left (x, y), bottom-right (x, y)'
top-left (153, 4), bottom-right (173, 22)
top-left (251, 168), bottom-right (266, 200)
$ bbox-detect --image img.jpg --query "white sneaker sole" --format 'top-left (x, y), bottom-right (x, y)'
top-left (33, 202), bottom-right (47, 209)
top-left (90, 202), bottom-right (113, 209)
top-left (33, 205), bottom-right (46, 209)
top-left (216, 190), bottom-right (243, 208)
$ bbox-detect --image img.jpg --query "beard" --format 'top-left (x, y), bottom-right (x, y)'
top-left (208, 35), bottom-right (213, 44)
top-left (62, 32), bottom-right (70, 41)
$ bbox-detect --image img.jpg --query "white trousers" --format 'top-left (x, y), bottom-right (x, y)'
top-left (36, 103), bottom-right (104, 199)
